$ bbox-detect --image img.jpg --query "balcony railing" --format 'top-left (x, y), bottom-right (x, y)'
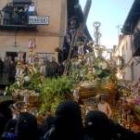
top-left (0, 1), bottom-right (37, 30)
top-left (132, 30), bottom-right (140, 56)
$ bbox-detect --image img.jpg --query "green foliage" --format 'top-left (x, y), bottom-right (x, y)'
top-left (97, 69), bottom-right (112, 79)
top-left (39, 77), bottom-right (74, 114)
top-left (6, 83), bottom-right (19, 95)
top-left (23, 72), bottom-right (42, 92)
top-left (133, 105), bottom-right (140, 121)
top-left (7, 72), bottom-right (42, 95)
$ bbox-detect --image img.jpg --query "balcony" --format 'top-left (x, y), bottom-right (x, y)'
top-left (132, 30), bottom-right (140, 56)
top-left (0, 0), bottom-right (37, 30)
top-left (13, 0), bottom-right (32, 5)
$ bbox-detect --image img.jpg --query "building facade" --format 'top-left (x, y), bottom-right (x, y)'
top-left (0, 0), bottom-right (67, 61)
top-left (114, 0), bottom-right (140, 93)
top-left (0, 0), bottom-right (91, 63)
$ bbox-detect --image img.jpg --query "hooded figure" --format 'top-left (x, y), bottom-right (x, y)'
top-left (40, 115), bottom-right (55, 137)
top-left (0, 100), bottom-right (14, 122)
top-left (45, 101), bottom-right (84, 140)
top-left (85, 111), bottom-right (114, 140)
top-left (0, 113), bottom-right (6, 136)
top-left (85, 111), bottom-right (140, 140)
top-left (15, 112), bottom-right (39, 140)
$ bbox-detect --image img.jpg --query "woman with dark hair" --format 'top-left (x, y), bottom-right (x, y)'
top-left (15, 112), bottom-right (39, 140)
top-left (85, 111), bottom-right (140, 140)
top-left (39, 115), bottom-right (55, 138)
top-left (44, 101), bottom-right (84, 140)
top-left (85, 111), bottom-right (114, 140)
top-left (0, 100), bottom-right (14, 122)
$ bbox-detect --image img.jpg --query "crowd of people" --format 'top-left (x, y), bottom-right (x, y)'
top-left (0, 55), bottom-right (65, 87)
top-left (0, 100), bottom-right (140, 140)
top-left (0, 57), bottom-right (16, 85)
top-left (1, 2), bottom-right (36, 25)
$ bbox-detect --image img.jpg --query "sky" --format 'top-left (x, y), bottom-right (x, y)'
top-left (80, 0), bottom-right (134, 48)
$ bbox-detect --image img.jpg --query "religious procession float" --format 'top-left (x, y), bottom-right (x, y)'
top-left (1, 20), bottom-right (139, 132)
top-left (2, 0), bottom-right (140, 132)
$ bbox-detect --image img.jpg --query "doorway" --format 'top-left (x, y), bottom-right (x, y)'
top-left (6, 52), bottom-right (26, 63)
top-left (6, 52), bottom-right (18, 61)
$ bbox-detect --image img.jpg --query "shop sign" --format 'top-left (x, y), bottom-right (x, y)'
top-left (29, 16), bottom-right (49, 25)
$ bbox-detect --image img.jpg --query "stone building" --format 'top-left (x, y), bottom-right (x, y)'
top-left (114, 0), bottom-right (140, 93)
top-left (0, 0), bottom-right (68, 61)
top-left (0, 0), bottom-right (91, 63)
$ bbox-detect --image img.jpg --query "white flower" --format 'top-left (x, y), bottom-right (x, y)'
top-left (24, 76), bottom-right (30, 82)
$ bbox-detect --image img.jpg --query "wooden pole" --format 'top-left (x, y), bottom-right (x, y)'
top-left (64, 0), bottom-right (92, 75)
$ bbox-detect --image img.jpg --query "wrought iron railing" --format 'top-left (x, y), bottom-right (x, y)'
top-left (0, 1), bottom-right (37, 29)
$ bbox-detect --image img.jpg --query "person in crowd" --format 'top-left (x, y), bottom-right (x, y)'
top-left (0, 100), bottom-right (14, 122)
top-left (9, 104), bottom-right (20, 120)
top-left (1, 119), bottom-right (17, 140)
top-left (0, 57), bottom-right (4, 73)
top-left (0, 100), bottom-right (14, 137)
top-left (39, 115), bottom-right (55, 139)
top-left (85, 111), bottom-right (140, 140)
top-left (15, 112), bottom-right (39, 140)
top-left (43, 101), bottom-right (84, 140)
top-left (57, 48), bottom-right (63, 64)
top-left (57, 63), bottom-right (64, 76)
top-left (85, 111), bottom-right (115, 140)
top-left (0, 57), bottom-right (4, 81)
top-left (45, 59), bottom-right (50, 77)
top-left (9, 59), bottom-right (16, 83)
top-left (3, 57), bottom-right (11, 84)
top-left (0, 113), bottom-right (6, 137)
top-left (46, 57), bottom-right (58, 78)
top-left (97, 94), bottom-right (112, 118)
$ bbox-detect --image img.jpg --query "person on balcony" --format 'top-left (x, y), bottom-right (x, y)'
top-left (28, 3), bottom-right (35, 17)
top-left (2, 2), bottom-right (13, 25)
top-left (24, 5), bottom-right (28, 23)
top-left (18, 8), bottom-right (25, 24)
top-left (13, 7), bottom-right (20, 25)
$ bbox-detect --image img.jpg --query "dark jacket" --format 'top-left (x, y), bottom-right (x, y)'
top-left (0, 59), bottom-right (4, 74)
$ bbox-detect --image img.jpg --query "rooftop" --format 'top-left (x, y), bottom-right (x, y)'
top-left (122, 0), bottom-right (140, 34)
